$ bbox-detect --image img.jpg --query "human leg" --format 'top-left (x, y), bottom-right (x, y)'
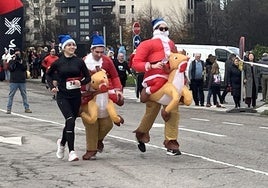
top-left (57, 97), bottom-right (80, 153)
top-left (97, 117), bottom-right (113, 152)
top-left (136, 73), bottom-right (144, 98)
top-left (163, 105), bottom-right (181, 155)
top-left (18, 83), bottom-right (30, 110)
top-left (197, 80), bottom-right (205, 106)
top-left (133, 101), bottom-right (160, 152)
top-left (264, 75), bottom-right (268, 102)
top-left (261, 76), bottom-right (266, 101)
top-left (206, 88), bottom-right (212, 106)
top-left (191, 80), bottom-right (199, 105)
top-left (7, 83), bottom-right (18, 111)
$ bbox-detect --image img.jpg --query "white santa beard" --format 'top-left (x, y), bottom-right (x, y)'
top-left (84, 53), bottom-right (103, 71)
top-left (153, 30), bottom-right (171, 57)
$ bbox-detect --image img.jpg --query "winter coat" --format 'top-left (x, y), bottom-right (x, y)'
top-left (228, 64), bottom-right (241, 97)
top-left (243, 63), bottom-right (260, 98)
top-left (259, 56), bottom-right (268, 76)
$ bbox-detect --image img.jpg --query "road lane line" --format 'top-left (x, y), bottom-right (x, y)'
top-left (152, 123), bottom-right (224, 137)
top-left (191, 118), bottom-right (210, 122)
top-left (222, 122), bottom-right (244, 126)
top-left (108, 134), bottom-right (268, 177)
top-left (2, 109), bottom-right (268, 177)
top-left (179, 127), bottom-right (226, 137)
top-left (260, 126), bottom-right (268, 130)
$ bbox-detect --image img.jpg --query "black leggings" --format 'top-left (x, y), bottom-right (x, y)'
top-left (233, 95), bottom-right (241, 108)
top-left (57, 96), bottom-right (81, 152)
top-left (136, 73), bottom-right (144, 98)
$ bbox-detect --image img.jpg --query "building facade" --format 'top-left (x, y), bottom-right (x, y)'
top-left (21, 0), bottom-right (224, 52)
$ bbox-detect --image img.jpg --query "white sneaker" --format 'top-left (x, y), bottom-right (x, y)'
top-left (56, 139), bottom-right (65, 159)
top-left (68, 151), bottom-right (79, 162)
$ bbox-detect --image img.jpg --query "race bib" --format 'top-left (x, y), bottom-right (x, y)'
top-left (66, 80), bottom-right (80, 90)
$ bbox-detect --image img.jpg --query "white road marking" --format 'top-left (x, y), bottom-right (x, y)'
top-left (180, 127), bottom-right (226, 137)
top-left (152, 123), bottom-right (164, 127)
top-left (191, 118), bottom-right (210, 122)
top-left (1, 109), bottom-right (268, 177)
top-left (260, 126), bottom-right (268, 130)
top-left (0, 136), bottom-right (22, 145)
top-left (152, 123), bottom-right (225, 137)
top-left (222, 122), bottom-right (244, 126)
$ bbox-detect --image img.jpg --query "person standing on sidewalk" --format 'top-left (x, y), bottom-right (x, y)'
top-left (2, 48), bottom-right (12, 81)
top-left (243, 52), bottom-right (259, 108)
top-left (46, 35), bottom-right (90, 162)
top-left (6, 48), bottom-right (32, 114)
top-left (221, 53), bottom-right (236, 104)
top-left (205, 54), bottom-right (214, 107)
top-left (208, 61), bottom-right (222, 107)
top-left (228, 57), bottom-right (242, 108)
top-left (188, 53), bottom-right (205, 106)
top-left (259, 53), bottom-right (268, 103)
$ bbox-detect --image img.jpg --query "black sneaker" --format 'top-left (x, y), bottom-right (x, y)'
top-left (138, 141), bottom-right (146, 152)
top-left (166, 149), bottom-right (181, 156)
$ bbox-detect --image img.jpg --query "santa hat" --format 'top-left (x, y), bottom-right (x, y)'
top-left (58, 35), bottom-right (76, 49)
top-left (91, 34), bottom-right (105, 49)
top-left (152, 18), bottom-right (167, 30)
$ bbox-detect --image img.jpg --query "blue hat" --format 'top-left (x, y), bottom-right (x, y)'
top-left (151, 18), bottom-right (167, 30)
top-left (58, 35), bottom-right (76, 49)
top-left (91, 34), bottom-right (105, 49)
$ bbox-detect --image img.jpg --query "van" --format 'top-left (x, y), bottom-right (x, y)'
top-left (176, 44), bottom-right (239, 84)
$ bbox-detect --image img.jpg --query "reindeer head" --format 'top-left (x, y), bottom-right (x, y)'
top-left (169, 52), bottom-right (189, 73)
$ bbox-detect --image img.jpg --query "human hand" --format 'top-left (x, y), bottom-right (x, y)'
top-left (151, 62), bottom-right (164, 69)
top-left (51, 87), bottom-right (59, 93)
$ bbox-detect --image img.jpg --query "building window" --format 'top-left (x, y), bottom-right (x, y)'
top-left (45, 7), bottom-right (51, 15)
top-left (188, 0), bottom-right (193, 9)
top-left (68, 7), bottom-right (76, 13)
top-left (119, 6), bottom-right (126, 14)
top-left (69, 32), bottom-right (77, 38)
top-left (119, 18), bottom-right (126, 27)
top-left (80, 23), bottom-right (89, 29)
top-left (34, 32), bottom-right (40, 40)
top-left (45, 20), bottom-right (52, 27)
top-left (80, 6), bottom-right (89, 10)
top-left (80, 11), bottom-right (89, 16)
top-left (34, 20), bottom-right (40, 28)
top-left (80, 31), bottom-right (90, 35)
top-left (34, 8), bottom-right (39, 15)
top-left (92, 18), bottom-right (102, 25)
top-left (80, 0), bottom-right (89, 3)
top-left (131, 5), bottom-right (134, 14)
top-left (67, 19), bottom-right (76, 26)
top-left (80, 18), bottom-right (89, 23)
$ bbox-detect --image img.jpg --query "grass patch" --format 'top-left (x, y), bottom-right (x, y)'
top-left (126, 75), bottom-right (136, 87)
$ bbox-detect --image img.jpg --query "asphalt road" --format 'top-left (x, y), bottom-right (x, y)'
top-left (0, 79), bottom-right (268, 188)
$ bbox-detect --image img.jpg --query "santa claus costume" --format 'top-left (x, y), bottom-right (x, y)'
top-left (132, 18), bottom-right (181, 156)
top-left (80, 34), bottom-right (123, 160)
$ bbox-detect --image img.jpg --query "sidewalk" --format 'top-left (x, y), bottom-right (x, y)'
top-left (27, 78), bottom-right (268, 115)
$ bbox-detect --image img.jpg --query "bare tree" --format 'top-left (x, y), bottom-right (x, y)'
top-left (25, 0), bottom-right (61, 46)
top-left (165, 6), bottom-right (190, 44)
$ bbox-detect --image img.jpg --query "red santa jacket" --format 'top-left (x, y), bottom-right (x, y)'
top-left (81, 54), bottom-right (122, 104)
top-left (132, 38), bottom-right (177, 81)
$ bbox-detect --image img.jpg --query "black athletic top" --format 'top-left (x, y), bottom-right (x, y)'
top-left (46, 55), bottom-right (90, 98)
